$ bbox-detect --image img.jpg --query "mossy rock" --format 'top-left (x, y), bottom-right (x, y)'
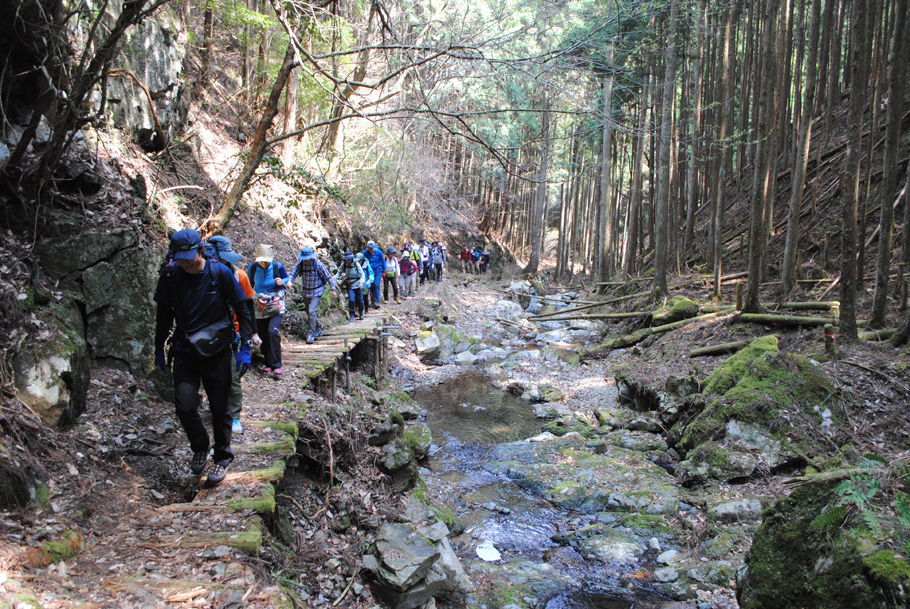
top-left (702, 335), bottom-right (779, 396)
top-left (737, 473), bottom-right (909, 608)
top-left (21, 530), bottom-right (84, 566)
top-left (537, 383), bottom-right (566, 402)
top-left (403, 421), bottom-right (432, 460)
top-left (652, 295), bottom-right (700, 325)
top-left (680, 346), bottom-right (833, 458)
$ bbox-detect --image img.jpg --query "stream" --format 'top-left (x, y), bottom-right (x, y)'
top-left (411, 371), bottom-right (676, 609)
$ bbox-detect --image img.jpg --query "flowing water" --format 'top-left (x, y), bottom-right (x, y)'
top-left (411, 372), bottom-right (673, 609)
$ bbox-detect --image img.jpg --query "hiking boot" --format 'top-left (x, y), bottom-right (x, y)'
top-left (190, 451), bottom-right (208, 475)
top-left (306, 333), bottom-right (315, 344)
top-left (232, 418), bottom-right (243, 434)
top-left (273, 367), bottom-right (283, 376)
top-left (262, 366), bottom-right (272, 374)
top-left (349, 314), bottom-right (355, 322)
top-left (358, 312), bottom-right (364, 320)
top-left (394, 298), bottom-right (401, 304)
top-left (205, 459), bottom-right (232, 487)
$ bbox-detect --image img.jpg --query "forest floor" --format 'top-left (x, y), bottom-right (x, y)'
top-left (2, 265), bottom-right (910, 609)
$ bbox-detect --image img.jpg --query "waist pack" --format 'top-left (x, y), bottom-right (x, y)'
top-left (385, 266), bottom-right (397, 278)
top-left (186, 317), bottom-right (234, 358)
top-left (256, 291), bottom-right (285, 317)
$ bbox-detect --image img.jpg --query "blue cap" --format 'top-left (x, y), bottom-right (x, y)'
top-left (386, 247), bottom-right (396, 255)
top-left (170, 229), bottom-right (203, 261)
top-left (208, 235), bottom-right (243, 264)
top-left (298, 246), bottom-right (316, 261)
top-left (343, 251), bottom-right (354, 260)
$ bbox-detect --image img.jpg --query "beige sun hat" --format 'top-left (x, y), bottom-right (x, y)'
top-left (254, 244), bottom-right (274, 263)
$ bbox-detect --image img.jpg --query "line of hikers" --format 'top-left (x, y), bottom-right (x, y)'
top-left (458, 246), bottom-right (491, 274)
top-left (154, 230), bottom-right (487, 485)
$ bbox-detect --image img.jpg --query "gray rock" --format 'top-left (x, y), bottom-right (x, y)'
top-left (371, 523), bottom-right (438, 591)
top-left (454, 351), bottom-right (477, 365)
top-left (657, 549), bottom-right (679, 565)
top-left (494, 299), bottom-right (525, 323)
top-left (404, 421), bottom-right (433, 461)
top-left (577, 532), bottom-right (643, 564)
top-left (654, 567), bottom-right (678, 583)
top-left (415, 333), bottom-right (441, 361)
top-left (708, 498), bottom-right (763, 523)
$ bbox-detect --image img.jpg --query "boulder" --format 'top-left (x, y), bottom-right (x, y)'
top-left (380, 440), bottom-right (417, 491)
top-left (415, 332), bottom-right (441, 361)
top-left (366, 523), bottom-right (471, 609)
top-left (494, 299), bottom-right (525, 323)
top-left (708, 499), bottom-right (763, 523)
top-left (537, 383), bottom-right (566, 402)
top-left (676, 442), bottom-right (757, 484)
top-left (403, 421), bottom-right (433, 461)
top-left (12, 303), bottom-right (89, 426)
top-left (737, 471), bottom-right (910, 609)
top-left (454, 351), bottom-right (477, 365)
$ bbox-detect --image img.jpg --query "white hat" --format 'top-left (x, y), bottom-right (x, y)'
top-left (255, 244), bottom-right (274, 263)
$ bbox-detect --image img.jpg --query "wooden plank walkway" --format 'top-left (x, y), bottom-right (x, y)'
top-left (85, 315), bottom-right (388, 607)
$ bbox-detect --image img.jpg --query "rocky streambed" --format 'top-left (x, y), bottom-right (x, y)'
top-left (369, 278), bottom-right (909, 609)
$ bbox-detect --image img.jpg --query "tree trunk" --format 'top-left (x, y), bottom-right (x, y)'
top-left (839, 0), bottom-right (870, 340)
top-left (654, 1), bottom-right (678, 297)
top-left (781, 0), bottom-right (822, 299)
top-left (597, 58), bottom-right (616, 281)
top-left (871, 0), bottom-right (907, 327)
top-left (206, 37), bottom-right (299, 233)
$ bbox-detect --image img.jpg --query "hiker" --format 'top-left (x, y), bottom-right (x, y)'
top-left (430, 240), bottom-right (446, 282)
top-left (288, 246), bottom-right (339, 344)
top-left (460, 247), bottom-right (472, 273)
top-left (154, 229), bottom-right (253, 487)
top-left (336, 251), bottom-right (366, 321)
top-left (480, 250), bottom-right (490, 273)
top-left (247, 244), bottom-right (289, 375)
top-left (208, 235), bottom-right (260, 435)
top-left (471, 247), bottom-right (482, 274)
top-left (416, 239), bottom-right (431, 285)
top-left (363, 240), bottom-right (386, 309)
top-left (383, 247), bottom-right (401, 304)
top-left (355, 252), bottom-right (374, 310)
top-left (399, 246), bottom-right (419, 298)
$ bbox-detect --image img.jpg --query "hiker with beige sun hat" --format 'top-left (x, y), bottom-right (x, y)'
top-left (246, 244), bottom-right (290, 375)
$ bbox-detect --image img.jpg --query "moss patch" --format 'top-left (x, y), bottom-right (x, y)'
top-left (738, 474), bottom-right (907, 609)
top-left (257, 420), bottom-right (299, 437)
top-left (702, 335), bottom-right (779, 396)
top-left (22, 530), bottom-right (84, 566)
top-left (484, 582), bottom-right (532, 609)
top-left (680, 348), bottom-right (832, 454)
top-left (652, 295), bottom-right (699, 325)
top-left (227, 485), bottom-right (276, 514)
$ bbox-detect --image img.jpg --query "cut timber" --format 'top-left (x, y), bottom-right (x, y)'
top-left (584, 309), bottom-right (733, 356)
top-left (780, 301), bottom-right (840, 311)
top-left (859, 328), bottom-right (898, 341)
top-left (737, 313), bottom-right (832, 327)
top-left (689, 340), bottom-right (752, 357)
top-left (594, 277), bottom-right (652, 286)
top-left (700, 303), bottom-right (736, 312)
top-left (531, 311), bottom-right (649, 322)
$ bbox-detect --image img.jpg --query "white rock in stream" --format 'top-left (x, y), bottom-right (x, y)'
top-left (454, 351), bottom-right (477, 365)
top-left (658, 549), bottom-right (679, 564)
top-left (475, 541), bottom-right (501, 562)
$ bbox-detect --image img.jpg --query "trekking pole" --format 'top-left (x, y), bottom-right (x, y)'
top-left (331, 361), bottom-right (338, 403)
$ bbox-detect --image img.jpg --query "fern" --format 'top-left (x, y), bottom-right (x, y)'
top-left (861, 510), bottom-right (882, 538)
top-left (896, 493), bottom-right (910, 527)
top-left (811, 505), bottom-right (848, 530)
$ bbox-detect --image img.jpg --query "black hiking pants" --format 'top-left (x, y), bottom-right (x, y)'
top-left (173, 348), bottom-right (233, 464)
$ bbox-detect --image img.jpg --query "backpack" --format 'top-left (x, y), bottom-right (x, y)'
top-left (341, 263), bottom-right (361, 287)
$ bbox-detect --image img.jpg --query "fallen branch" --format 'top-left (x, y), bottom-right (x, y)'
top-left (779, 301), bottom-right (840, 311)
top-left (840, 360), bottom-right (910, 396)
top-left (737, 313), bottom-right (833, 327)
top-left (689, 340), bottom-right (751, 358)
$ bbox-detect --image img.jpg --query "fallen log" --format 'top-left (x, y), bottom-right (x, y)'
top-left (530, 291), bottom-right (650, 319)
top-left (531, 311), bottom-right (650, 322)
top-left (736, 313), bottom-right (833, 327)
top-left (858, 328), bottom-right (898, 341)
top-left (780, 301), bottom-right (840, 311)
top-left (584, 309), bottom-right (734, 356)
top-left (689, 340), bottom-right (752, 358)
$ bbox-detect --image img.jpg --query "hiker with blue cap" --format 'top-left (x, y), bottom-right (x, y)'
top-left (154, 228), bottom-right (254, 488)
top-left (362, 240), bottom-right (385, 309)
top-left (336, 251), bottom-right (366, 321)
top-left (208, 235), bottom-right (261, 435)
top-left (288, 245), bottom-right (338, 344)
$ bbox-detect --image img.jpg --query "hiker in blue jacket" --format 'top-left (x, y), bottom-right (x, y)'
top-left (246, 244), bottom-right (290, 375)
top-left (362, 240), bottom-right (386, 309)
top-left (154, 229), bottom-right (253, 487)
